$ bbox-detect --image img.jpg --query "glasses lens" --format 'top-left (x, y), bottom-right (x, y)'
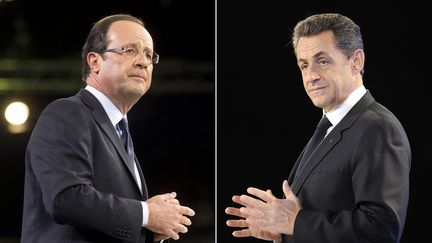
top-left (152, 53), bottom-right (159, 64)
top-left (124, 46), bottom-right (139, 57)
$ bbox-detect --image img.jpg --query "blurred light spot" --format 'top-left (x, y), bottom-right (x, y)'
top-left (5, 101), bottom-right (29, 125)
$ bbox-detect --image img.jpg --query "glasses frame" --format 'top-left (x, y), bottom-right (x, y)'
top-left (102, 45), bottom-right (159, 64)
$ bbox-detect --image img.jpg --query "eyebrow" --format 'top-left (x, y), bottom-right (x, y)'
top-left (123, 43), bottom-right (153, 51)
top-left (298, 51), bottom-right (329, 64)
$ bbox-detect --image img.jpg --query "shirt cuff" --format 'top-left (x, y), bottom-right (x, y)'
top-left (141, 201), bottom-right (149, 226)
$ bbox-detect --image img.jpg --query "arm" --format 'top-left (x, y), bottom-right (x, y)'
top-left (293, 117), bottom-right (411, 243)
top-left (28, 99), bottom-right (143, 241)
top-left (225, 114), bottom-right (410, 243)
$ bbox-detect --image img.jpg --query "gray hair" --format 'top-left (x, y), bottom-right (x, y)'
top-left (292, 13), bottom-right (364, 75)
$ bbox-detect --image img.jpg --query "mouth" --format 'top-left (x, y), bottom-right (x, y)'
top-left (309, 86), bottom-right (327, 94)
top-left (129, 75), bottom-right (146, 83)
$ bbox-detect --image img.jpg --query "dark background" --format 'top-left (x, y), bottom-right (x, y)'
top-left (218, 1), bottom-right (430, 243)
top-left (0, 0), bottom-right (214, 242)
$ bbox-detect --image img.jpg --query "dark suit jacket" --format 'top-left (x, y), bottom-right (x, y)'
top-left (283, 91), bottom-right (411, 243)
top-left (21, 89), bottom-right (152, 243)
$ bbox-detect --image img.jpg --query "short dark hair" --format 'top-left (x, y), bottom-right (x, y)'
top-left (81, 14), bottom-right (144, 81)
top-left (292, 13), bottom-right (364, 75)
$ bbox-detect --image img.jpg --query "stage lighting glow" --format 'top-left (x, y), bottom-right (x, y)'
top-left (5, 101), bottom-right (29, 125)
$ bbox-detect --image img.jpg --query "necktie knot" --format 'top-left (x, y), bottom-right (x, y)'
top-left (118, 118), bottom-right (129, 134)
top-left (317, 115), bottom-right (332, 131)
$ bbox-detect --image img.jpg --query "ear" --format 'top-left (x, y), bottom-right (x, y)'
top-left (87, 52), bottom-right (102, 74)
top-left (351, 49), bottom-right (365, 75)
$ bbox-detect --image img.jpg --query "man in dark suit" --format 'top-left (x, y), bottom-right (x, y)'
top-left (21, 14), bottom-right (195, 243)
top-left (225, 13), bottom-right (411, 243)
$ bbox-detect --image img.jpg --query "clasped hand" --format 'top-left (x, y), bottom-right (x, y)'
top-left (146, 192), bottom-right (195, 241)
top-left (225, 180), bottom-right (301, 242)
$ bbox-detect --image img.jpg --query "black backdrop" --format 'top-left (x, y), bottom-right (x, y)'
top-left (218, 1), bottom-right (430, 243)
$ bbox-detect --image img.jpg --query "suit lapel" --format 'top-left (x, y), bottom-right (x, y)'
top-left (77, 89), bottom-right (144, 198)
top-left (290, 91), bottom-right (375, 194)
top-left (290, 130), bottom-right (341, 192)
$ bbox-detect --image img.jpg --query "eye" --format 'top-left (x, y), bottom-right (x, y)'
top-left (318, 58), bottom-right (329, 66)
top-left (124, 47), bottom-right (137, 56)
top-left (299, 63), bottom-right (308, 71)
top-left (144, 51), bottom-right (153, 60)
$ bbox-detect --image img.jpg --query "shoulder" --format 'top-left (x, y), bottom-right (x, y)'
top-left (41, 93), bottom-right (90, 119)
top-left (355, 101), bottom-right (410, 148)
top-left (32, 92), bottom-right (94, 135)
top-left (361, 101), bottom-right (405, 132)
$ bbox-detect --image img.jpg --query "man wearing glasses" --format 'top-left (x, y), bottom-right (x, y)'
top-left (21, 14), bottom-right (195, 243)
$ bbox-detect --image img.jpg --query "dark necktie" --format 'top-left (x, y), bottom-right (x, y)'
top-left (295, 115), bottom-right (332, 179)
top-left (117, 118), bottom-right (136, 170)
top-left (117, 118), bottom-right (148, 198)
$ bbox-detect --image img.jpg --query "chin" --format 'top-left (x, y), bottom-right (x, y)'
top-left (312, 99), bottom-right (325, 109)
top-left (132, 83), bottom-right (149, 93)
top-left (141, 85), bottom-right (150, 94)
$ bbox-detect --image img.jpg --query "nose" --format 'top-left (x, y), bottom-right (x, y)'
top-left (303, 66), bottom-right (320, 84)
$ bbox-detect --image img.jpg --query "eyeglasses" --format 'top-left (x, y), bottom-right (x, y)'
top-left (103, 45), bottom-right (160, 64)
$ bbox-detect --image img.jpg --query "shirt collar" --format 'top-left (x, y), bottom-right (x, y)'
top-left (324, 85), bottom-right (366, 127)
top-left (85, 85), bottom-right (126, 126)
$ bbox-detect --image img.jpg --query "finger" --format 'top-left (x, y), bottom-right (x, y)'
top-left (232, 195), bottom-right (252, 208)
top-left (180, 215), bottom-right (192, 226)
top-left (266, 189), bottom-right (274, 197)
top-left (158, 192), bottom-right (177, 201)
top-left (167, 198), bottom-right (180, 205)
top-left (226, 219), bottom-right (248, 228)
top-left (171, 232), bottom-right (180, 240)
top-left (179, 206), bottom-right (195, 216)
top-left (166, 229), bottom-right (180, 240)
top-left (232, 228), bottom-right (253, 238)
top-left (175, 224), bottom-right (188, 234)
top-left (246, 216), bottom-right (269, 227)
top-left (247, 187), bottom-right (274, 203)
top-left (232, 195), bottom-right (247, 206)
top-left (282, 180), bottom-right (294, 199)
top-left (240, 206), bottom-right (265, 218)
top-left (225, 207), bottom-right (244, 217)
top-left (239, 194), bottom-right (266, 208)
top-left (154, 233), bottom-right (170, 241)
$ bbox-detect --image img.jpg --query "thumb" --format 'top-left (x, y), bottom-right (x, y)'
top-left (282, 180), bottom-right (293, 199)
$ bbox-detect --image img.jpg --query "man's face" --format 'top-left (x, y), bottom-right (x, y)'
top-left (296, 31), bottom-right (358, 112)
top-left (98, 20), bottom-right (155, 106)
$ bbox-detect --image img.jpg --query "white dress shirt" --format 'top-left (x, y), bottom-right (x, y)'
top-left (323, 85), bottom-right (367, 136)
